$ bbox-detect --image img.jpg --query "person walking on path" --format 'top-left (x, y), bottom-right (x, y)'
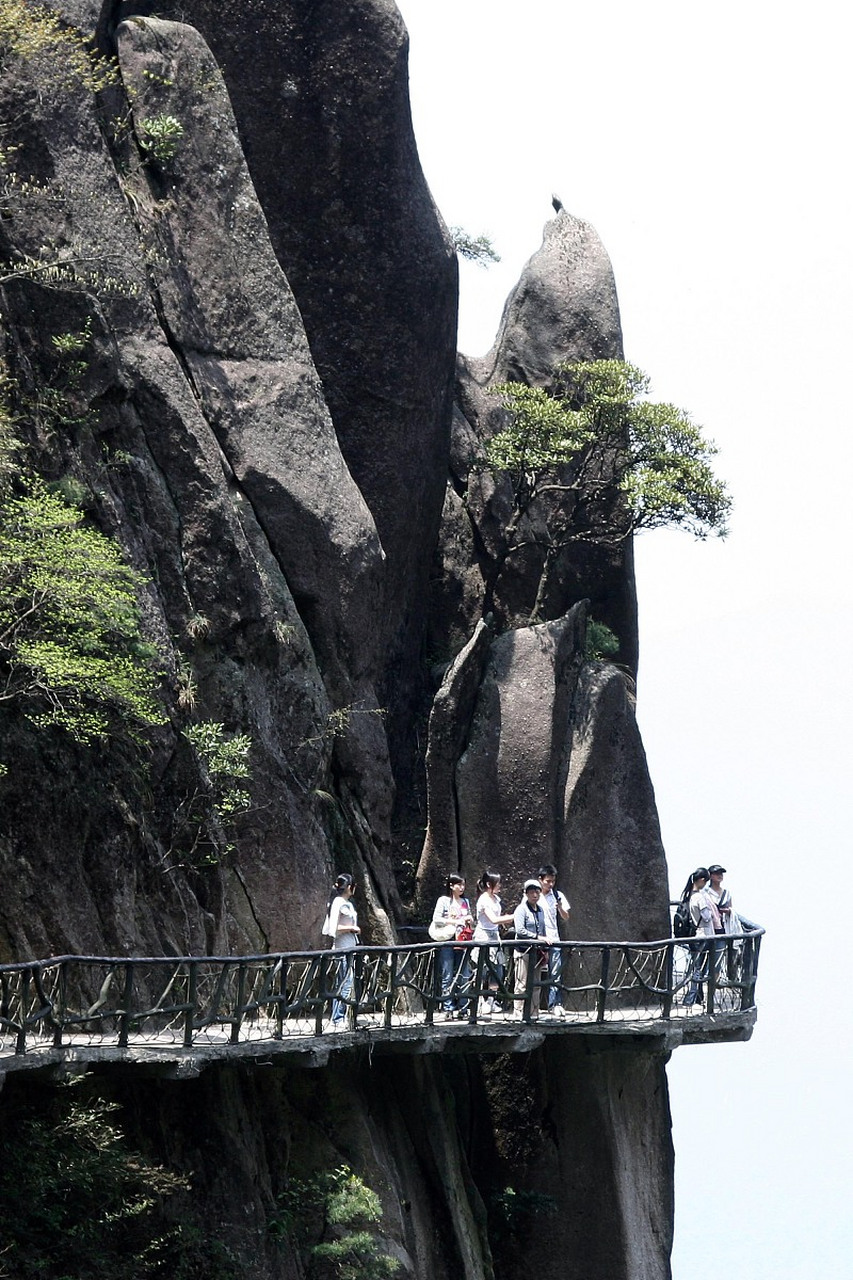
top-left (538, 864), bottom-right (570, 1015)
top-left (322, 873), bottom-right (361, 1027)
top-left (512, 880), bottom-right (548, 1019)
top-left (431, 874), bottom-right (474, 1019)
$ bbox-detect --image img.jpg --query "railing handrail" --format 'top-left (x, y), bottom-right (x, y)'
top-left (0, 930), bottom-right (763, 1062)
top-left (0, 927), bottom-right (765, 974)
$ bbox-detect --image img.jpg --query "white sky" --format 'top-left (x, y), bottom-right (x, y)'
top-left (396, 2), bottom-right (853, 1275)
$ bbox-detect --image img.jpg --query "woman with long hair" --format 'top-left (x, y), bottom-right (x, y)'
top-left (682, 866), bottom-right (720, 1006)
top-left (472, 871), bottom-right (514, 1019)
top-left (322, 873), bottom-right (361, 1027)
top-left (431, 873), bottom-right (474, 1019)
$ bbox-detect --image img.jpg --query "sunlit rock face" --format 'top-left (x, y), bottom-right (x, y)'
top-left (0, 5), bottom-right (673, 1279)
top-left (110, 0), bottom-right (460, 793)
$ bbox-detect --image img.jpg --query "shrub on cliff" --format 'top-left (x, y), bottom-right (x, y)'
top-left (484, 359), bottom-right (731, 618)
top-left (0, 477), bottom-right (165, 743)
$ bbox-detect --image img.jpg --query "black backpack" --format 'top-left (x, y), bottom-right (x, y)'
top-left (673, 898), bottom-right (696, 939)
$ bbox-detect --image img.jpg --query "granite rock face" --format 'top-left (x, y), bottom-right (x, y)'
top-left (0, 5), bottom-right (673, 1279)
top-left (111, 0), bottom-right (460, 786)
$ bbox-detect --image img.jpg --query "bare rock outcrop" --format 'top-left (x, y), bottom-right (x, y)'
top-left (109, 0), bottom-right (459, 792)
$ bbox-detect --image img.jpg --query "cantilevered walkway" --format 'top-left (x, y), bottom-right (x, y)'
top-left (0, 931), bottom-right (763, 1080)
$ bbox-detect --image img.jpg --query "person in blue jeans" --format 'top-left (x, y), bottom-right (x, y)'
top-left (538, 864), bottom-right (570, 1015)
top-left (322, 874), bottom-right (361, 1027)
top-left (431, 874), bottom-right (474, 1019)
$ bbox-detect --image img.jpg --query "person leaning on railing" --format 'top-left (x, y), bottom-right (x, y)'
top-left (682, 867), bottom-right (719, 1007)
top-left (512, 880), bottom-right (548, 1019)
top-left (430, 874), bottom-right (474, 1020)
top-left (473, 871), bottom-right (514, 1020)
top-left (538, 864), bottom-right (570, 1016)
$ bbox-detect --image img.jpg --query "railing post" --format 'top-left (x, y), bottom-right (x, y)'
top-left (469, 945), bottom-right (487, 1023)
top-left (231, 962), bottom-right (247, 1044)
top-left (276, 960), bottom-right (287, 1040)
top-left (315, 955), bottom-right (327, 1037)
top-left (184, 961), bottom-right (197, 1047)
top-left (707, 939), bottom-right (718, 1013)
top-left (425, 944), bottom-right (441, 1027)
top-left (53, 964), bottom-right (66, 1048)
top-left (596, 948), bottom-right (611, 1023)
top-left (15, 968), bottom-right (30, 1055)
top-left (385, 951), bottom-right (398, 1028)
top-left (661, 942), bottom-right (674, 1020)
top-left (522, 942), bottom-right (537, 1023)
top-left (741, 935), bottom-right (759, 1009)
top-left (351, 951), bottom-right (363, 1029)
top-left (118, 963), bottom-right (134, 1048)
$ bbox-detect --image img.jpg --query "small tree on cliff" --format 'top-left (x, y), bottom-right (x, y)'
top-left (482, 359), bottom-right (731, 619)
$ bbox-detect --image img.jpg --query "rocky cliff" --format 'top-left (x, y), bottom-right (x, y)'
top-left (0, 3), bottom-right (673, 1277)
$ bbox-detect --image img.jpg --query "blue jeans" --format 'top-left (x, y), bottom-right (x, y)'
top-left (545, 944), bottom-right (563, 1008)
top-left (684, 939), bottom-right (710, 1004)
top-left (439, 946), bottom-right (471, 1012)
top-left (332, 952), bottom-right (354, 1024)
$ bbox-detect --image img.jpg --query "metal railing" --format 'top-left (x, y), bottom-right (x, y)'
top-left (0, 929), bottom-right (762, 1057)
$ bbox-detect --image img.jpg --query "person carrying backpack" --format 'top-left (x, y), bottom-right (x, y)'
top-left (680, 867), bottom-right (721, 1006)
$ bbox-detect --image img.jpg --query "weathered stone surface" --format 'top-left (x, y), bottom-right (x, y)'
top-left (478, 1042), bottom-right (674, 1280)
top-left (416, 618), bottom-right (494, 903)
top-left (454, 612), bottom-right (587, 894)
top-left (419, 607), bottom-right (668, 941)
top-left (0, 14), bottom-right (396, 956)
top-left (109, 0), bottom-right (459, 785)
top-left (562, 665), bottom-right (671, 942)
top-left (473, 209), bottom-right (624, 386)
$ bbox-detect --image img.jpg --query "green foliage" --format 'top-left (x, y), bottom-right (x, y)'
top-left (0, 1088), bottom-right (189, 1278)
top-left (489, 360), bottom-right (731, 540)
top-left (0, 0), bottom-right (119, 93)
top-left (584, 617), bottom-right (620, 662)
top-left (480, 360), bottom-right (730, 623)
top-left (184, 720), bottom-right (252, 818)
top-left (138, 114), bottom-right (185, 165)
top-left (0, 478), bottom-right (165, 742)
top-left (449, 226), bottom-right (501, 265)
top-left (271, 1165), bottom-right (400, 1280)
top-left (165, 721), bottom-right (253, 867)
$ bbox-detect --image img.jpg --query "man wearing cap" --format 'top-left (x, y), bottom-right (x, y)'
top-left (538, 864), bottom-right (571, 1016)
top-left (512, 881), bottom-right (547, 1019)
top-left (706, 865), bottom-right (732, 932)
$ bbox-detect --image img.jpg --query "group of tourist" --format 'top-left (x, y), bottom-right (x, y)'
top-left (321, 867), bottom-right (571, 1027)
top-left (321, 863), bottom-right (754, 1027)
top-left (678, 864), bottom-right (754, 1006)
top-left (428, 868), bottom-right (570, 1021)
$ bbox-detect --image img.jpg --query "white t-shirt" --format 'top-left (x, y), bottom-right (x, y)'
top-left (474, 892), bottom-right (504, 942)
top-left (540, 888), bottom-right (570, 942)
top-left (323, 896), bottom-right (359, 951)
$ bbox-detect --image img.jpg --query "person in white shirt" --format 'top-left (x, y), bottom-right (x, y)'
top-left (682, 867), bottom-right (720, 1006)
top-left (431, 874), bottom-right (474, 1019)
top-left (472, 871), bottom-right (514, 1019)
top-left (322, 873), bottom-right (361, 1026)
top-left (538, 863), bottom-right (570, 1015)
